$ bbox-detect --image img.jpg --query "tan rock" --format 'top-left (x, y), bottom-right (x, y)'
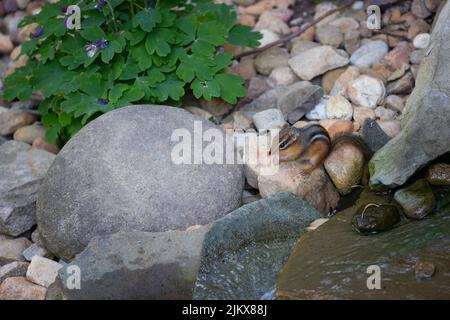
top-left (26, 256), bottom-right (63, 288)
top-left (0, 277), bottom-right (46, 300)
top-left (13, 123), bottom-right (46, 144)
top-left (348, 75), bottom-right (386, 109)
top-left (268, 66), bottom-right (298, 86)
top-left (330, 66), bottom-right (360, 97)
top-left (408, 19), bottom-right (430, 39)
top-left (385, 95), bottom-right (406, 113)
top-left (254, 11), bottom-right (291, 35)
top-left (255, 47), bottom-right (290, 75)
top-left (0, 107), bottom-right (39, 136)
top-left (376, 119), bottom-right (401, 137)
top-left (315, 25), bottom-right (343, 48)
top-left (324, 142), bottom-right (365, 195)
top-left (31, 136), bottom-right (59, 154)
top-left (258, 161), bottom-right (340, 213)
top-left (353, 107), bottom-right (376, 127)
top-left (321, 67), bottom-right (346, 94)
top-left (290, 40), bottom-right (319, 57)
top-left (235, 57), bottom-right (256, 81)
top-left (411, 0), bottom-right (432, 19)
top-left (314, 2), bottom-right (339, 27)
top-left (326, 95), bottom-right (353, 120)
top-left (257, 29), bottom-right (280, 48)
top-left (295, 26), bottom-right (315, 41)
top-left (239, 14), bottom-right (256, 27)
top-left (0, 33), bottom-right (13, 54)
top-left (0, 237), bottom-right (31, 265)
top-left (344, 29), bottom-right (361, 55)
top-left (329, 17), bottom-right (359, 33)
top-left (326, 120), bottom-right (355, 139)
top-left (387, 72), bottom-right (414, 94)
top-left (288, 46), bottom-right (349, 81)
top-left (375, 106), bottom-right (397, 121)
top-left (383, 42), bottom-right (412, 69)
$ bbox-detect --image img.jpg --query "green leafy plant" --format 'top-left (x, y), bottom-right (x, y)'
top-left (3, 0), bottom-right (261, 144)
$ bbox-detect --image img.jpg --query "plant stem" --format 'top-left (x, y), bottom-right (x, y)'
top-left (106, 0), bottom-right (118, 31)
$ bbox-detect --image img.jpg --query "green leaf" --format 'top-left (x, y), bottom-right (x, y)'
top-left (145, 28), bottom-right (176, 57)
top-left (150, 77), bottom-right (185, 102)
top-left (80, 25), bottom-right (105, 42)
top-left (215, 73), bottom-right (247, 104)
top-left (109, 84), bottom-right (129, 103)
top-left (39, 42), bottom-right (55, 63)
top-left (132, 9), bottom-right (162, 32)
top-left (121, 87), bottom-right (145, 102)
top-left (101, 34), bottom-right (126, 63)
top-left (125, 29), bottom-right (146, 45)
top-left (227, 24), bottom-right (262, 48)
top-left (45, 124), bottom-right (61, 144)
top-left (131, 45), bottom-right (152, 70)
top-left (176, 53), bottom-right (215, 82)
top-left (59, 112), bottom-right (73, 127)
top-left (191, 78), bottom-right (220, 100)
top-left (3, 71), bottom-right (32, 101)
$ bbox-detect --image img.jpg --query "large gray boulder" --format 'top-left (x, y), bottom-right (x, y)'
top-left (369, 2), bottom-right (450, 188)
top-left (37, 105), bottom-right (244, 260)
top-left (0, 141), bottom-right (55, 236)
top-left (49, 227), bottom-right (208, 300)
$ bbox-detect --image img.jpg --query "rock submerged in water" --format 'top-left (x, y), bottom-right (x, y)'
top-left (352, 204), bottom-right (401, 235)
top-left (37, 105), bottom-right (244, 260)
top-left (394, 179), bottom-right (435, 220)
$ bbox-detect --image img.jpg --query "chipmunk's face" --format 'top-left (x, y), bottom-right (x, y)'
top-left (270, 126), bottom-right (303, 162)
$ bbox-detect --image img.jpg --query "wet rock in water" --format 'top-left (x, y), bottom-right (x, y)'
top-left (277, 82), bottom-right (324, 124)
top-left (352, 204), bottom-right (401, 235)
top-left (324, 141), bottom-right (366, 195)
top-left (348, 75), bottom-right (386, 109)
top-left (325, 95), bottom-right (353, 121)
top-left (288, 46), bottom-right (349, 81)
top-left (394, 180), bottom-right (436, 220)
top-left (195, 192), bottom-right (322, 300)
top-left (258, 162), bottom-right (340, 214)
top-left (415, 260), bottom-right (436, 280)
top-left (315, 25), bottom-right (343, 48)
top-left (252, 108), bottom-right (286, 132)
top-left (37, 105), bottom-right (244, 260)
top-left (370, 2), bottom-right (450, 188)
top-left (426, 163), bottom-right (450, 186)
top-left (0, 237), bottom-right (31, 266)
top-left (254, 47), bottom-right (290, 76)
top-left (0, 277), bottom-right (47, 300)
top-left (51, 228), bottom-right (208, 300)
top-left (350, 41), bottom-right (389, 68)
top-left (0, 261), bottom-right (29, 283)
top-left (276, 188), bottom-right (450, 299)
top-left (0, 107), bottom-right (38, 136)
top-left (361, 119), bottom-right (391, 154)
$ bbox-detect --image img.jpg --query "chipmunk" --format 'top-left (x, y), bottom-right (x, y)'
top-left (270, 123), bottom-right (371, 176)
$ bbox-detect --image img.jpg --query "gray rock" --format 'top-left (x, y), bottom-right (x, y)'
top-left (361, 119), bottom-right (391, 154)
top-left (0, 142), bottom-right (55, 236)
top-left (37, 105), bottom-right (244, 260)
top-left (0, 261), bottom-right (29, 283)
top-left (0, 180), bottom-right (39, 237)
top-left (277, 82), bottom-right (324, 124)
top-left (194, 192), bottom-right (322, 299)
top-left (22, 243), bottom-right (53, 262)
top-left (241, 86), bottom-right (289, 120)
top-left (0, 137), bottom-right (7, 146)
top-left (0, 237), bottom-right (31, 266)
top-left (350, 40), bottom-right (389, 68)
top-left (53, 228), bottom-right (208, 299)
top-left (369, 2), bottom-right (450, 188)
top-left (252, 109), bottom-right (287, 132)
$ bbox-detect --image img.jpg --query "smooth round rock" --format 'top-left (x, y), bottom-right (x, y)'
top-left (37, 105), bottom-right (244, 260)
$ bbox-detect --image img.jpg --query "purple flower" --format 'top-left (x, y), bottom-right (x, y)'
top-left (98, 98), bottom-right (109, 105)
top-left (31, 26), bottom-right (44, 39)
top-left (84, 38), bottom-right (108, 57)
top-left (95, 0), bottom-right (108, 11)
top-left (61, 7), bottom-right (68, 13)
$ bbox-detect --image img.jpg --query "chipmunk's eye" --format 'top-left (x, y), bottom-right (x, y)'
top-left (279, 141), bottom-right (287, 149)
